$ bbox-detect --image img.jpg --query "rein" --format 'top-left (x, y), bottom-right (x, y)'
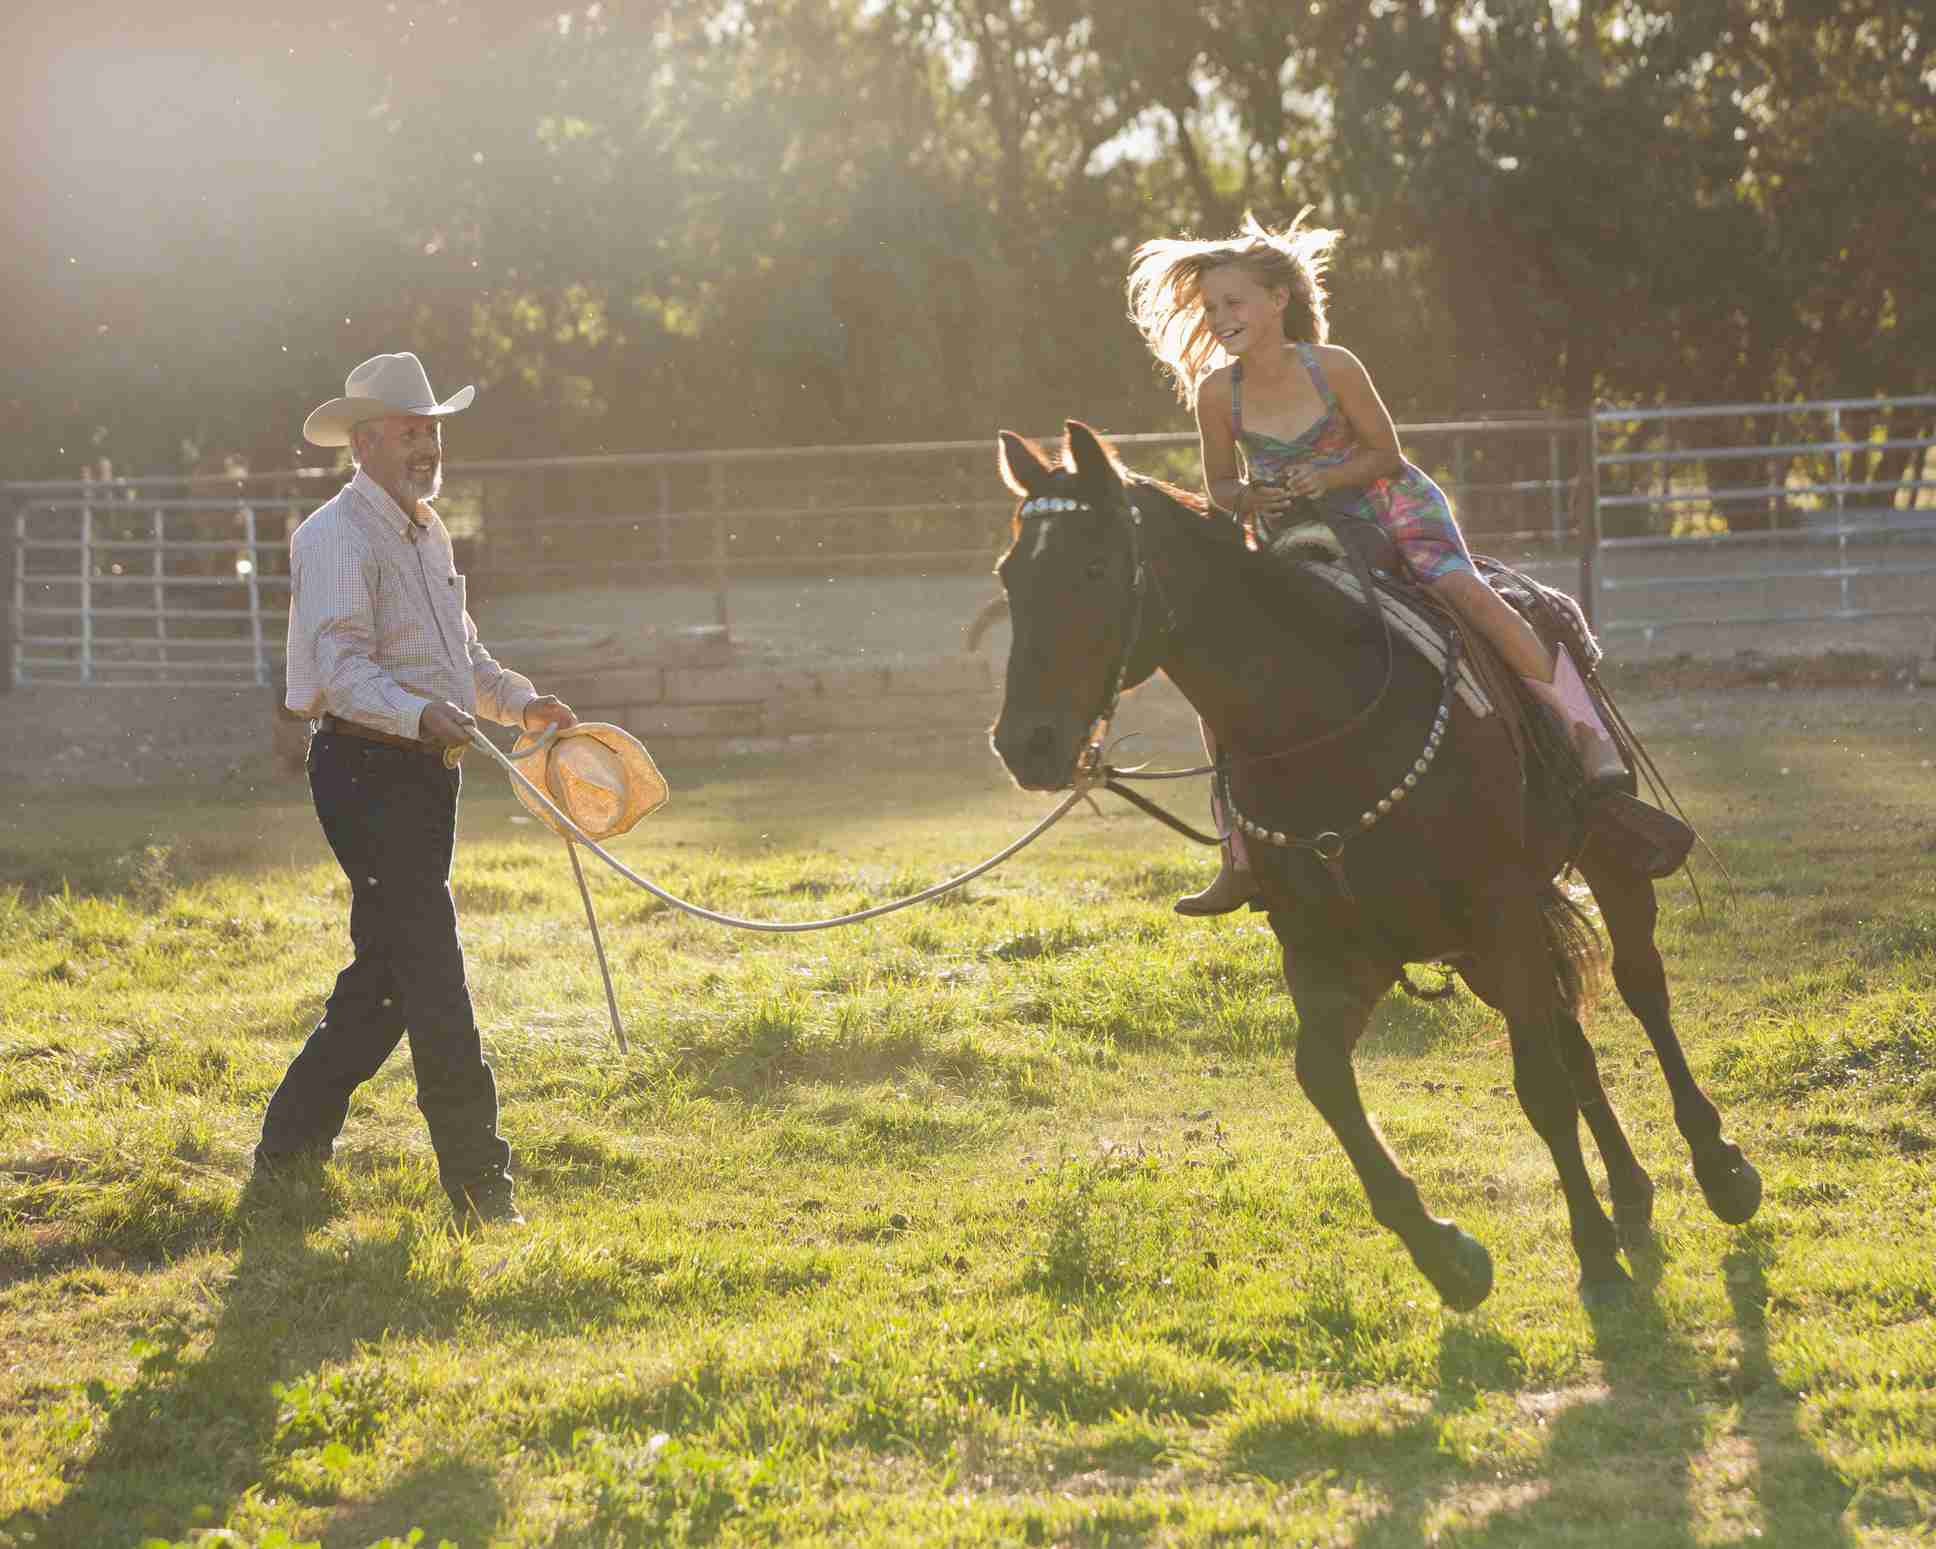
top-left (1111, 503), bottom-right (1401, 778)
top-left (1028, 484), bottom-right (1440, 892)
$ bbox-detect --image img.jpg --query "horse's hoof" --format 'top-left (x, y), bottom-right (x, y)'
top-left (1696, 1148), bottom-right (1762, 1225)
top-left (1579, 1264), bottom-right (1633, 1309)
top-left (1416, 1223), bottom-right (1493, 1312)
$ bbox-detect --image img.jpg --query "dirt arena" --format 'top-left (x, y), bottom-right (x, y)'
top-left (2, 570), bottom-right (1931, 793)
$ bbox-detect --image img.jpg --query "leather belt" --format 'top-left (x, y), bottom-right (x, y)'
top-left (318, 713), bottom-right (450, 759)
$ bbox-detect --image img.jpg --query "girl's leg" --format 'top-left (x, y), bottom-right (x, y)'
top-left (1426, 571), bottom-right (1626, 785)
top-left (1176, 719), bottom-right (1259, 916)
top-left (1427, 570), bottom-right (1551, 680)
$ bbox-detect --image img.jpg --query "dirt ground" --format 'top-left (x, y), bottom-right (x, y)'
top-left (4, 557), bottom-right (1934, 796)
top-left (477, 568), bottom-right (1936, 672)
top-left (1, 646), bottom-right (1931, 805)
top-left (10, 541), bottom-right (1934, 776)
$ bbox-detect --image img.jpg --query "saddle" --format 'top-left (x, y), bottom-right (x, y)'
top-left (1263, 495), bottom-right (1692, 878)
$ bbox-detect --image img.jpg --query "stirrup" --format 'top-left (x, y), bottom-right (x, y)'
top-left (1587, 790), bottom-right (1695, 879)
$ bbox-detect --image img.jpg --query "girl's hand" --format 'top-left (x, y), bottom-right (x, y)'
top-left (1242, 481), bottom-right (1295, 520)
top-left (1279, 466), bottom-right (1327, 500)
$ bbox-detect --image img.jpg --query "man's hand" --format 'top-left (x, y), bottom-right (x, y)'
top-left (420, 701), bottom-right (478, 751)
top-left (521, 695), bottom-right (578, 734)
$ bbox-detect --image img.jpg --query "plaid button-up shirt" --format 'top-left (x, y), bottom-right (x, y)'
top-left (284, 469), bottom-right (535, 739)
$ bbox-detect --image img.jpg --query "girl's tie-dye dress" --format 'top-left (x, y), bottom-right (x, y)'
top-left (1234, 343), bottom-right (1474, 584)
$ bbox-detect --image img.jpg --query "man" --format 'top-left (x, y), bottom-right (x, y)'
top-left (256, 351), bottom-right (575, 1230)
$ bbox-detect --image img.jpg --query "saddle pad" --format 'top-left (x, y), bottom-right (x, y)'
top-left (1304, 559), bottom-right (1494, 719)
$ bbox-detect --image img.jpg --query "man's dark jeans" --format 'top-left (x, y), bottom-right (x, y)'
top-left (258, 731), bottom-right (511, 1210)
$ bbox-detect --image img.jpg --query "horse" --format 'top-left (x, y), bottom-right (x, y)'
top-left (989, 420), bottom-right (1761, 1309)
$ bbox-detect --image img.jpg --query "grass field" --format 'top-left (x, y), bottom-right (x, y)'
top-left (1, 689), bottom-right (1933, 1548)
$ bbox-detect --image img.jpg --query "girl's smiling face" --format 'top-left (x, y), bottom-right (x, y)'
top-left (1199, 264), bottom-right (1289, 359)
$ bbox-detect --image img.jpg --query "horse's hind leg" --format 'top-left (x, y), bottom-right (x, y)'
top-left (1555, 1009), bottom-right (1656, 1249)
top-left (1479, 890), bottom-right (1630, 1303)
top-left (1272, 922), bottom-right (1493, 1311)
top-left (1461, 959), bottom-right (1655, 1250)
top-left (1576, 834), bottom-right (1762, 1225)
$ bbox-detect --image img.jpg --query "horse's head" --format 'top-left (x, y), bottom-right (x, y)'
top-left (990, 420), bottom-right (1149, 791)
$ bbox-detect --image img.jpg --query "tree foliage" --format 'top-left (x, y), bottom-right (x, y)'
top-left (3, 0), bottom-right (1928, 482)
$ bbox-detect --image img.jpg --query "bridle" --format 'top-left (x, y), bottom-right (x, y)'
top-left (1011, 491), bottom-right (1164, 758)
top-left (1012, 481), bottom-right (1458, 900)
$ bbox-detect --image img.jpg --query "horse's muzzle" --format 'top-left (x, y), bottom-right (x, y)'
top-left (992, 709), bottom-right (1091, 791)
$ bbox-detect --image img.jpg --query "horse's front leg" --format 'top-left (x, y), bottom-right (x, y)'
top-left (1461, 952), bottom-right (1656, 1253)
top-left (1576, 834), bottom-right (1762, 1226)
top-left (1271, 916), bottom-right (1494, 1311)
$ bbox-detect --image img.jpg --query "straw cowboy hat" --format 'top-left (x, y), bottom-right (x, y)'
top-left (510, 722), bottom-right (669, 841)
top-left (303, 352), bottom-right (476, 448)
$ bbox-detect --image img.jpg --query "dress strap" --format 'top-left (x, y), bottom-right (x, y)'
top-left (1230, 360), bottom-right (1245, 440)
top-left (1297, 342), bottom-right (1339, 411)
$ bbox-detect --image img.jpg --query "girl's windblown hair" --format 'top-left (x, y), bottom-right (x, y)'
top-left (1125, 211), bottom-right (1341, 409)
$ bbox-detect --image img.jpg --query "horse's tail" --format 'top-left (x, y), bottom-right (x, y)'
top-left (1539, 881), bottom-right (1606, 1017)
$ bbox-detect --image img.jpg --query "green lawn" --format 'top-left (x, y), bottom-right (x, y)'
top-left (1, 698), bottom-right (1933, 1547)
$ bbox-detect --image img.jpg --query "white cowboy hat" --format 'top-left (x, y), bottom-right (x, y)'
top-left (302, 352), bottom-right (476, 448)
top-left (510, 722), bottom-right (669, 841)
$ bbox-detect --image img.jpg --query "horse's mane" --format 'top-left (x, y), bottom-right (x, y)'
top-left (1124, 474), bottom-right (1383, 644)
top-left (1001, 426), bottom-right (1380, 647)
top-left (1135, 474), bottom-right (1215, 522)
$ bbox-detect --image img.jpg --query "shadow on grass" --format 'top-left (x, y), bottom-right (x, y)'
top-left (0, 1179), bottom-right (498, 1548)
top-left (1711, 1226), bottom-right (1859, 1544)
top-left (1215, 1218), bottom-right (1856, 1547)
top-left (665, 1022), bottom-right (1054, 1117)
top-left (1223, 1320), bottom-right (1527, 1501)
top-left (1344, 1226), bottom-right (1853, 1547)
top-left (317, 1455), bottom-right (505, 1549)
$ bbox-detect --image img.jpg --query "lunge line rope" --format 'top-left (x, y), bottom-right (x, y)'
top-left (466, 726), bottom-right (1094, 1051)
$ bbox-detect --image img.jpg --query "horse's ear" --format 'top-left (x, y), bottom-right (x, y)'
top-left (998, 431), bottom-right (1055, 497)
top-left (1063, 420), bottom-right (1124, 494)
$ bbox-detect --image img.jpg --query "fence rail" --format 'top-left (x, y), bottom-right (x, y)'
top-left (6, 395), bottom-right (1931, 690)
top-left (1586, 394), bottom-right (1936, 642)
top-left (3, 418), bottom-right (1583, 689)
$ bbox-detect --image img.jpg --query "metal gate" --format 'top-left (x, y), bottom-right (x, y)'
top-left (1587, 395), bottom-right (1936, 647)
top-left (2, 466), bottom-right (319, 688)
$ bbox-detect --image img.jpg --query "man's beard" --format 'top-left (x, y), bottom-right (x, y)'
top-left (398, 461), bottom-right (442, 504)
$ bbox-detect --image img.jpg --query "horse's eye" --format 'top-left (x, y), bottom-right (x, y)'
top-left (1084, 560), bottom-right (1107, 582)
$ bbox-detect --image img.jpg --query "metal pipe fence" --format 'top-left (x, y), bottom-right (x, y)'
top-left (1588, 395), bottom-right (1936, 642)
top-left (5, 468), bottom-right (314, 688)
top-left (3, 418), bottom-right (1582, 689)
top-left (9, 397), bottom-right (1929, 690)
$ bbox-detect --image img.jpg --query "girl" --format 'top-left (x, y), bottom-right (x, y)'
top-left (1126, 213), bottom-right (1627, 915)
